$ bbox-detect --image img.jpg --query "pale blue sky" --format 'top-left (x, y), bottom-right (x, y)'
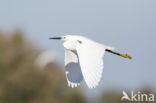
top-left (0, 0), bottom-right (156, 97)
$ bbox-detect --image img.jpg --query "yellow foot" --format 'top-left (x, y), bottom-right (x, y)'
top-left (121, 54), bottom-right (132, 59)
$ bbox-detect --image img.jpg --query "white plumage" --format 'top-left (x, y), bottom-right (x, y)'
top-left (65, 49), bottom-right (83, 88)
top-left (76, 41), bottom-right (105, 88)
top-left (63, 35), bottom-right (110, 88)
top-left (49, 35), bottom-right (116, 88)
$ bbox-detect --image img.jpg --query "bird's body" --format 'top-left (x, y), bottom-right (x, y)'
top-left (49, 35), bottom-right (131, 88)
top-left (63, 35), bottom-right (115, 51)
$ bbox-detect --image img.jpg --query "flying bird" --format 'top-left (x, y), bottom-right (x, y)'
top-left (49, 35), bottom-right (131, 88)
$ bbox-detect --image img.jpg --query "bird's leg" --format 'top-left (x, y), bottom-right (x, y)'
top-left (105, 49), bottom-right (132, 59)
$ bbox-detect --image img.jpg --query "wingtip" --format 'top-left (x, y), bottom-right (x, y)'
top-left (68, 82), bottom-right (80, 88)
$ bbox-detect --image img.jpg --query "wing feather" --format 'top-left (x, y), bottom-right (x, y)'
top-left (76, 42), bottom-right (105, 88)
top-left (64, 49), bottom-right (83, 88)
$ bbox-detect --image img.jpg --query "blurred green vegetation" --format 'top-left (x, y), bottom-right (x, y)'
top-left (0, 30), bottom-right (155, 103)
top-left (0, 30), bottom-right (86, 103)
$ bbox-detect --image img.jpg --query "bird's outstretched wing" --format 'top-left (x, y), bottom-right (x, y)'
top-left (76, 42), bottom-right (105, 88)
top-left (64, 49), bottom-right (83, 88)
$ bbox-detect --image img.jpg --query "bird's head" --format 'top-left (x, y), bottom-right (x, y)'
top-left (49, 35), bottom-right (72, 41)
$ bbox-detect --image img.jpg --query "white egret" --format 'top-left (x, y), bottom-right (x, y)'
top-left (49, 35), bottom-right (131, 88)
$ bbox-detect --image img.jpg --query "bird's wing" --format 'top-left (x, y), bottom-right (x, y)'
top-left (76, 42), bottom-right (105, 88)
top-left (65, 49), bottom-right (83, 88)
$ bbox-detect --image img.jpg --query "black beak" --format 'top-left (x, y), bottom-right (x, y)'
top-left (49, 37), bottom-right (62, 40)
